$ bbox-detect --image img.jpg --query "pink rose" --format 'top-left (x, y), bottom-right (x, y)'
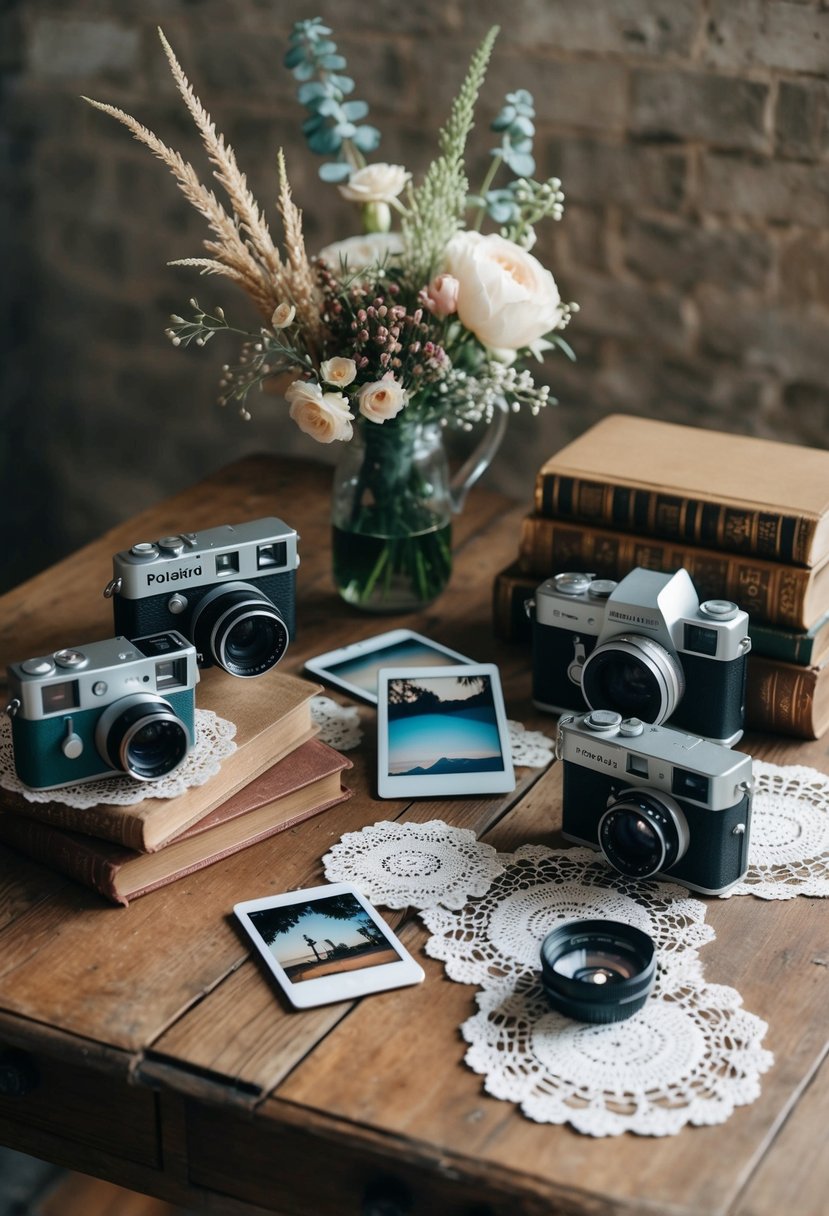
top-left (422, 273), bottom-right (460, 318)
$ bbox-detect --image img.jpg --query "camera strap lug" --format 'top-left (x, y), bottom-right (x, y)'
top-left (554, 714), bottom-right (573, 761)
top-left (4, 699), bottom-right (20, 719)
top-left (524, 596), bottom-right (535, 619)
top-left (103, 577), bottom-right (122, 599)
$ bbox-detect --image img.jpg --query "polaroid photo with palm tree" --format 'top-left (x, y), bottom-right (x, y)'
top-left (235, 882), bottom-right (425, 1009)
top-left (377, 663), bottom-right (515, 798)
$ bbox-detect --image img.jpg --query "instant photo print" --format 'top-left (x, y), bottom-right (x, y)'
top-left (304, 629), bottom-right (474, 704)
top-left (234, 882), bottom-right (425, 1009)
top-left (377, 663), bottom-right (515, 798)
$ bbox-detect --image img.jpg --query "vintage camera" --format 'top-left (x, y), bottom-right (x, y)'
top-left (556, 709), bottom-right (753, 895)
top-left (105, 518), bottom-right (298, 678)
top-left (528, 567), bottom-right (751, 745)
top-left (5, 632), bottom-right (199, 790)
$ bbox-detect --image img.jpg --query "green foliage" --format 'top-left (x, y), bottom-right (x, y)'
top-left (402, 26), bottom-right (499, 287)
top-left (285, 17), bottom-right (380, 180)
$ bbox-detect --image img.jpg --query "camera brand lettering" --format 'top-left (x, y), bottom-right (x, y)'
top-left (574, 744), bottom-right (618, 768)
top-left (146, 564), bottom-right (202, 586)
top-left (607, 609), bottom-right (660, 628)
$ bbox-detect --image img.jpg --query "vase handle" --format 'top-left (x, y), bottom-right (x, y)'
top-left (448, 398), bottom-right (509, 514)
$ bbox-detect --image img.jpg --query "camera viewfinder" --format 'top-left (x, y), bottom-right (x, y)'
top-left (41, 681), bottom-right (80, 714)
top-left (257, 541), bottom-right (286, 569)
top-left (154, 659), bottom-right (186, 690)
top-left (626, 754), bottom-right (649, 777)
top-left (683, 623), bottom-right (718, 656)
top-left (215, 552), bottom-right (240, 576)
top-left (672, 768), bottom-right (710, 803)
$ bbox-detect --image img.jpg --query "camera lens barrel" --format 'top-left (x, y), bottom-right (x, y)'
top-left (190, 582), bottom-right (289, 677)
top-left (599, 789), bottom-right (690, 880)
top-left (540, 919), bottom-right (657, 1024)
top-left (95, 693), bottom-right (190, 781)
top-left (581, 633), bottom-right (685, 725)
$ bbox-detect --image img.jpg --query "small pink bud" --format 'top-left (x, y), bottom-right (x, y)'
top-left (422, 274), bottom-right (460, 318)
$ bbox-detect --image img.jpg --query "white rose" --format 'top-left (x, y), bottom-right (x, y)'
top-left (285, 380), bottom-right (353, 444)
top-left (271, 302), bottom-right (296, 329)
top-left (338, 163), bottom-right (410, 205)
top-left (444, 231), bottom-right (563, 352)
top-left (320, 356), bottom-right (358, 388)
top-left (357, 374), bottom-right (408, 423)
top-left (317, 231), bottom-right (404, 276)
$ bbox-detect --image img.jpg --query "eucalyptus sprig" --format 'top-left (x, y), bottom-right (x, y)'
top-left (285, 18), bottom-right (380, 181)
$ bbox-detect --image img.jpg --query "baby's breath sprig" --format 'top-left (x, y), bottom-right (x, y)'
top-left (426, 360), bottom-right (555, 430)
top-left (165, 300), bottom-right (233, 348)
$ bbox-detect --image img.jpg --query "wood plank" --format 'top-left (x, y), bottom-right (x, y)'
top-left (272, 749), bottom-right (829, 1216)
top-left (731, 1053), bottom-right (829, 1216)
top-left (36, 1172), bottom-right (188, 1216)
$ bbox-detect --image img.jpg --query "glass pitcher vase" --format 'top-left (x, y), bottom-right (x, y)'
top-left (331, 405), bottom-right (508, 613)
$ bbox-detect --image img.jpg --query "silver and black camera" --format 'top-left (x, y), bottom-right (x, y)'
top-left (104, 518), bottom-right (298, 678)
top-left (528, 567), bottom-right (751, 745)
top-left (557, 710), bottom-right (753, 895)
top-left (6, 632), bottom-right (199, 790)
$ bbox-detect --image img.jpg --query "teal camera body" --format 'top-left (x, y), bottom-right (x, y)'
top-left (6, 632), bottom-right (199, 791)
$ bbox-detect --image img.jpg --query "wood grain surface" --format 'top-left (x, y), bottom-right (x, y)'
top-left (0, 454), bottom-right (826, 1216)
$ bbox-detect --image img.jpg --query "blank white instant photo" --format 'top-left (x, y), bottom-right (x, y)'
top-left (377, 663), bottom-right (515, 799)
top-left (235, 882), bottom-right (425, 1009)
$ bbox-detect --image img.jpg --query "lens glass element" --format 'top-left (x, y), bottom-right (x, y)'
top-left (125, 717), bottom-right (188, 779)
top-left (192, 584), bottom-right (289, 677)
top-left (540, 920), bottom-right (656, 1023)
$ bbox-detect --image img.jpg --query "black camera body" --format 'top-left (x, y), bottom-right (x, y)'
top-left (106, 519), bottom-right (298, 678)
top-left (529, 567), bottom-right (751, 746)
top-left (557, 710), bottom-right (753, 895)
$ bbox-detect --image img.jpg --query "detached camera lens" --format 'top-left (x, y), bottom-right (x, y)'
top-left (540, 920), bottom-right (656, 1024)
top-left (96, 694), bottom-right (190, 781)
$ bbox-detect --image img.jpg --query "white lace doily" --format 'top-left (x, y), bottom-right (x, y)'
top-left (421, 845), bottom-right (714, 993)
top-left (322, 819), bottom-right (505, 910)
top-left (310, 696), bottom-right (363, 751)
top-left (508, 720), bottom-right (554, 768)
top-left (0, 709), bottom-right (236, 807)
top-left (462, 972), bottom-right (773, 1137)
top-left (723, 759), bottom-right (829, 899)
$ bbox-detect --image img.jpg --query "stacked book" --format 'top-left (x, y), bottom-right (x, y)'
top-left (0, 670), bottom-right (351, 904)
top-left (494, 414), bottom-right (829, 738)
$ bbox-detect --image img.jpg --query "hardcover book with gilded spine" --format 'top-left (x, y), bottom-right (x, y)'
top-left (534, 415), bottom-right (829, 567)
top-left (517, 515), bottom-right (829, 630)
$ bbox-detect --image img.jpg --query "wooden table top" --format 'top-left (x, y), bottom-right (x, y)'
top-left (0, 454), bottom-right (826, 1216)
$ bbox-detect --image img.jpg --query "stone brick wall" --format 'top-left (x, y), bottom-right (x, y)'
top-left (2, 0), bottom-right (828, 593)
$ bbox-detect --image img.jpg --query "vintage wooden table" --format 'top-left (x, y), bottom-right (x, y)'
top-left (0, 455), bottom-right (825, 1216)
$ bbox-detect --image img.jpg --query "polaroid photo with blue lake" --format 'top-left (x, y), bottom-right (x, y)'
top-left (377, 663), bottom-right (515, 798)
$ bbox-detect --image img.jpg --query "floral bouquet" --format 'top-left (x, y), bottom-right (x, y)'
top-left (86, 20), bottom-right (576, 610)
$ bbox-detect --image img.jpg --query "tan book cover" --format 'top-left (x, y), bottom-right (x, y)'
top-left (0, 668), bottom-right (321, 851)
top-left (534, 415), bottom-right (829, 567)
top-left (0, 739), bottom-right (352, 905)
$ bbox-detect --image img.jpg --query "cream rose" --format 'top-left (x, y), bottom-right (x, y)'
top-left (444, 231), bottom-right (563, 351)
top-left (317, 231), bottom-right (404, 276)
top-left (338, 163), bottom-right (410, 205)
top-left (357, 374), bottom-right (407, 423)
top-left (285, 380), bottom-right (353, 444)
top-left (320, 356), bottom-right (357, 388)
top-left (271, 302), bottom-right (296, 329)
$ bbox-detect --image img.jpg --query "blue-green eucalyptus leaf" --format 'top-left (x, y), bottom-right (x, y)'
top-left (342, 99), bottom-right (369, 120)
top-left (319, 53), bottom-right (347, 70)
top-left (308, 128), bottom-right (343, 155)
top-left (351, 124), bottom-right (381, 151)
top-left (319, 161), bottom-right (354, 182)
top-left (297, 81), bottom-right (329, 103)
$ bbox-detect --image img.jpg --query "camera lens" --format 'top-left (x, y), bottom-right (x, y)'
top-left (581, 634), bottom-right (685, 725)
top-left (599, 789), bottom-right (690, 880)
top-left (95, 694), bottom-right (190, 781)
top-left (540, 920), bottom-right (656, 1023)
top-left (190, 583), bottom-right (289, 677)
